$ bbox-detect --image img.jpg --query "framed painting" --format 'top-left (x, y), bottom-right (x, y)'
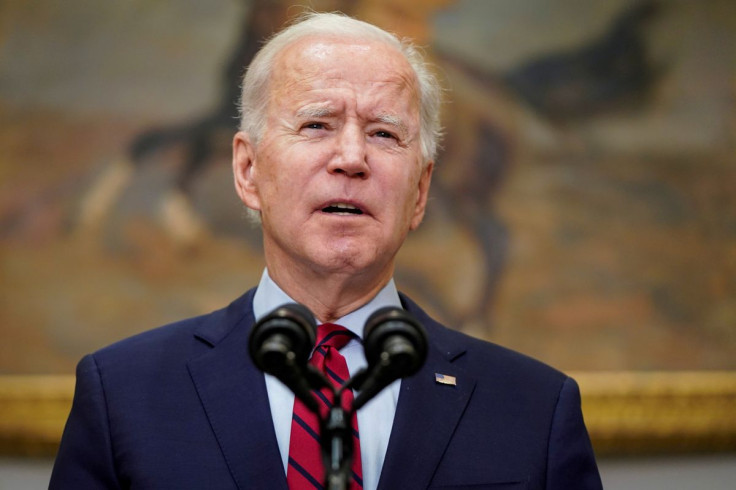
top-left (1, 0), bottom-right (734, 456)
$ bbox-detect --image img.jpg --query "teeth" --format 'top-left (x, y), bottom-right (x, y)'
top-left (323, 203), bottom-right (363, 214)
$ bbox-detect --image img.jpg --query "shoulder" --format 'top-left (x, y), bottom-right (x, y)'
top-left (88, 288), bottom-right (256, 371)
top-left (399, 294), bottom-right (602, 488)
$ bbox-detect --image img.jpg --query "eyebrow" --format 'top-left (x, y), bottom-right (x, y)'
top-left (375, 113), bottom-right (410, 139)
top-left (375, 113), bottom-right (407, 134)
top-left (295, 105), bottom-right (334, 119)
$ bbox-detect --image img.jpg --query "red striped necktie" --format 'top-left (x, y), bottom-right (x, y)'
top-left (286, 323), bottom-right (363, 489)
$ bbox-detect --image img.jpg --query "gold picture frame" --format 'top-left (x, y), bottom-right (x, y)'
top-left (1, 372), bottom-right (735, 457)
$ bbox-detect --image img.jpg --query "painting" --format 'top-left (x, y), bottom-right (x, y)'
top-left (0, 0), bottom-right (734, 455)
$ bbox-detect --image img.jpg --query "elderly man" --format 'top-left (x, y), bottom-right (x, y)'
top-left (51, 12), bottom-right (602, 490)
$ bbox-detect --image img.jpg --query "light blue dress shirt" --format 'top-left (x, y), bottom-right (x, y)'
top-left (252, 269), bottom-right (402, 490)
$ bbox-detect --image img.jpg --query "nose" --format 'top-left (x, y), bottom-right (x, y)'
top-left (327, 124), bottom-right (369, 178)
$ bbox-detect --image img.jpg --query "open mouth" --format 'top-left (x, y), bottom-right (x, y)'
top-left (322, 203), bottom-right (364, 216)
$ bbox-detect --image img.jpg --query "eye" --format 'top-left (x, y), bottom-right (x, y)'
top-left (374, 130), bottom-right (396, 139)
top-left (303, 122), bottom-right (326, 130)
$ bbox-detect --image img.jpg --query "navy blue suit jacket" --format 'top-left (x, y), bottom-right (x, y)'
top-left (50, 289), bottom-right (602, 489)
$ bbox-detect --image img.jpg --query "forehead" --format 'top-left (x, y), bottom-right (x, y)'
top-left (269, 35), bottom-right (420, 113)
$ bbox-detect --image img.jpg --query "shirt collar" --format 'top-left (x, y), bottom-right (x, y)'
top-left (252, 268), bottom-right (402, 339)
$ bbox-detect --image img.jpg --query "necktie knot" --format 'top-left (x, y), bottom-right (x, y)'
top-left (315, 323), bottom-right (355, 352)
top-left (311, 324), bottom-right (355, 391)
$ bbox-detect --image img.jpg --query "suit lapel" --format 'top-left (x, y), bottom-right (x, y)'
top-left (377, 297), bottom-right (476, 489)
top-left (187, 291), bottom-right (288, 490)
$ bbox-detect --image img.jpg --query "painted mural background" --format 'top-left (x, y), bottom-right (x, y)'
top-left (1, 0), bottom-right (734, 374)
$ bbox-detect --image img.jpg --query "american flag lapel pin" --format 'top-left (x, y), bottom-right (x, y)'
top-left (435, 373), bottom-right (457, 386)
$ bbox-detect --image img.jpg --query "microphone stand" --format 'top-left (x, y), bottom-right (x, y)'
top-left (299, 366), bottom-right (366, 490)
top-left (322, 390), bottom-right (354, 490)
top-left (319, 367), bottom-right (373, 490)
top-left (319, 363), bottom-right (401, 489)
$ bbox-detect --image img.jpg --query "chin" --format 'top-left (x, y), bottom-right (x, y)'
top-left (309, 243), bottom-right (376, 272)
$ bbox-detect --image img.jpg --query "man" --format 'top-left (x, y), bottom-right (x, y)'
top-left (51, 12), bottom-right (602, 490)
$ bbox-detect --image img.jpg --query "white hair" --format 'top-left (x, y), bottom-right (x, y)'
top-left (238, 11), bottom-right (443, 164)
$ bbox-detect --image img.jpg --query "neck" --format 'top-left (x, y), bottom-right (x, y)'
top-left (266, 261), bottom-right (393, 324)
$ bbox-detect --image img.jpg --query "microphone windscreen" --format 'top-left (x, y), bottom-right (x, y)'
top-left (249, 303), bottom-right (317, 372)
top-left (363, 307), bottom-right (427, 377)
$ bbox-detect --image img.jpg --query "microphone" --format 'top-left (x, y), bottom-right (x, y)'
top-left (351, 307), bottom-right (427, 411)
top-left (249, 303), bottom-right (321, 412)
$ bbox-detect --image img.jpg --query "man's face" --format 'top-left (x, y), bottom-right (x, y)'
top-left (233, 36), bottom-right (433, 282)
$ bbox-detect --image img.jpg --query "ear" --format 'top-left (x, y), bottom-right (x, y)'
top-left (409, 161), bottom-right (433, 231)
top-left (232, 131), bottom-right (262, 212)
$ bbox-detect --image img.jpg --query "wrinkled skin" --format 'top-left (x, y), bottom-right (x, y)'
top-left (233, 35), bottom-right (433, 321)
